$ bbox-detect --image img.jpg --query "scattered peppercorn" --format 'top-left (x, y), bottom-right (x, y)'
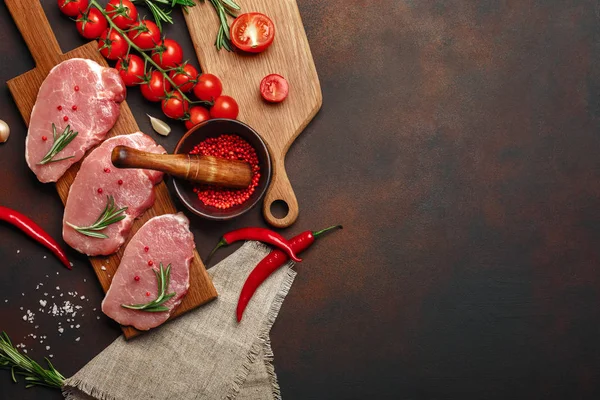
top-left (72, 105), bottom-right (78, 111)
top-left (74, 86), bottom-right (79, 91)
top-left (42, 136), bottom-right (47, 141)
top-left (144, 246), bottom-right (149, 252)
top-left (63, 116), bottom-right (69, 122)
top-left (148, 260), bottom-right (153, 266)
top-left (104, 168), bottom-right (111, 173)
top-left (57, 105), bottom-right (62, 111)
top-left (97, 188), bottom-right (103, 194)
top-left (118, 179), bottom-right (123, 185)
top-left (134, 276), bottom-right (140, 282)
top-left (189, 134), bottom-right (260, 209)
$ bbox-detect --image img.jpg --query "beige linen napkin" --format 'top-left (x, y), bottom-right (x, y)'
top-left (62, 242), bottom-right (295, 400)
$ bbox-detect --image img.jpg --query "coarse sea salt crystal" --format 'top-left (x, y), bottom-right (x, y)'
top-left (56, 286), bottom-right (60, 290)
top-left (39, 300), bottom-right (47, 307)
top-left (75, 337), bottom-right (80, 342)
top-left (58, 327), bottom-right (64, 334)
top-left (17, 250), bottom-right (20, 254)
top-left (80, 296), bottom-right (85, 300)
top-left (101, 266), bottom-right (106, 271)
top-left (22, 315), bottom-right (27, 321)
top-left (46, 346), bottom-right (50, 350)
top-left (49, 354), bottom-right (53, 358)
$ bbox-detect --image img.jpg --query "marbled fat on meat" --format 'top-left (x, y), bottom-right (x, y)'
top-left (101, 213), bottom-right (195, 331)
top-left (26, 58), bottom-right (126, 183)
top-left (62, 133), bottom-right (165, 256)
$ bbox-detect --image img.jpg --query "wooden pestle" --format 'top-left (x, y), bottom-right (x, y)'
top-left (111, 146), bottom-right (252, 189)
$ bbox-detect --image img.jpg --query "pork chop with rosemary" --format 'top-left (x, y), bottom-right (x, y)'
top-left (62, 133), bottom-right (165, 256)
top-left (102, 213), bottom-right (195, 331)
top-left (26, 58), bottom-right (126, 183)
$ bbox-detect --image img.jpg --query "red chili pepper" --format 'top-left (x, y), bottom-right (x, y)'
top-left (206, 227), bottom-right (303, 264)
top-left (0, 206), bottom-right (71, 270)
top-left (236, 225), bottom-right (342, 322)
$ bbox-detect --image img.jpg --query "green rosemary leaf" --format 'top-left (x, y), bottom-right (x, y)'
top-left (0, 332), bottom-right (65, 389)
top-left (121, 263), bottom-right (176, 312)
top-left (38, 124), bottom-right (79, 165)
top-left (66, 195), bottom-right (128, 239)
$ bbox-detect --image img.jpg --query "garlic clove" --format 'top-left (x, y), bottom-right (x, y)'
top-left (0, 119), bottom-right (10, 143)
top-left (147, 114), bottom-right (171, 137)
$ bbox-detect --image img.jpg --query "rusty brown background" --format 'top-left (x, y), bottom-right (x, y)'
top-left (1, 0), bottom-right (600, 399)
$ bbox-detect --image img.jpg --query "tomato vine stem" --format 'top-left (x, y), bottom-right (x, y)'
top-left (89, 0), bottom-right (212, 110)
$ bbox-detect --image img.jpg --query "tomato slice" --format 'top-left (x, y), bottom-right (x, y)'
top-left (230, 13), bottom-right (275, 53)
top-left (260, 74), bottom-right (289, 103)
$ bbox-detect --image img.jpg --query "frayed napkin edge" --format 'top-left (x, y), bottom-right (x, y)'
top-left (225, 257), bottom-right (296, 400)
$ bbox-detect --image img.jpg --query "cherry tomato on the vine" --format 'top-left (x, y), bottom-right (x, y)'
top-left (58, 0), bottom-right (88, 17)
top-left (193, 74), bottom-right (223, 102)
top-left (210, 96), bottom-right (239, 119)
top-left (230, 13), bottom-right (275, 53)
top-left (98, 29), bottom-right (128, 60)
top-left (151, 39), bottom-right (183, 69)
top-left (185, 106), bottom-right (211, 130)
top-left (260, 74), bottom-right (289, 103)
top-left (169, 63), bottom-right (198, 93)
top-left (162, 91), bottom-right (189, 119)
top-left (128, 20), bottom-right (161, 50)
top-left (116, 55), bottom-right (145, 86)
top-left (106, 0), bottom-right (138, 29)
top-left (140, 71), bottom-right (171, 102)
top-left (76, 8), bottom-right (108, 40)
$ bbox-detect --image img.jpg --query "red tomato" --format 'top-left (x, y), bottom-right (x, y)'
top-left (76, 9), bottom-right (108, 40)
top-left (151, 39), bottom-right (183, 69)
top-left (210, 96), bottom-right (239, 119)
top-left (169, 63), bottom-right (198, 93)
top-left (185, 107), bottom-right (211, 130)
top-left (116, 55), bottom-right (145, 86)
top-left (106, 0), bottom-right (138, 29)
top-left (58, 0), bottom-right (88, 17)
top-left (161, 91), bottom-right (189, 119)
top-left (260, 74), bottom-right (289, 103)
top-left (140, 71), bottom-right (172, 102)
top-left (98, 29), bottom-right (128, 60)
top-left (128, 20), bottom-right (161, 50)
top-left (230, 13), bottom-right (275, 53)
top-left (193, 74), bottom-right (223, 102)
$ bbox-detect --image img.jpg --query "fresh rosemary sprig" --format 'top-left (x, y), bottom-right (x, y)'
top-left (135, 0), bottom-right (195, 30)
top-left (66, 195), bottom-right (128, 239)
top-left (38, 124), bottom-right (78, 165)
top-left (0, 332), bottom-right (65, 389)
top-left (122, 263), bottom-right (176, 312)
top-left (205, 0), bottom-right (240, 51)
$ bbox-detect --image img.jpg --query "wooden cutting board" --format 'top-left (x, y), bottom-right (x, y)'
top-left (5, 0), bottom-right (217, 339)
top-left (184, 0), bottom-right (322, 228)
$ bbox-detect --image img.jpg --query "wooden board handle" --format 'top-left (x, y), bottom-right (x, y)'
top-left (111, 146), bottom-right (253, 189)
top-left (5, 0), bottom-right (62, 69)
top-left (262, 158), bottom-right (299, 228)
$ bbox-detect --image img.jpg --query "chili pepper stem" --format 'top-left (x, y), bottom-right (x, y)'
top-left (205, 238), bottom-right (228, 264)
top-left (313, 225), bottom-right (343, 238)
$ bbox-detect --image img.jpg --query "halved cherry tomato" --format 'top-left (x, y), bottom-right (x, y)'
top-left (169, 63), bottom-right (198, 93)
top-left (128, 20), bottom-right (161, 50)
top-left (116, 55), bottom-right (145, 86)
top-left (98, 29), bottom-right (128, 60)
top-left (162, 91), bottom-right (189, 119)
top-left (58, 0), bottom-right (88, 17)
top-left (151, 39), bottom-right (183, 69)
top-left (260, 74), bottom-right (289, 103)
top-left (140, 71), bottom-right (171, 102)
top-left (193, 74), bottom-right (223, 102)
top-left (230, 13), bottom-right (275, 53)
top-left (76, 8), bottom-right (107, 40)
top-left (210, 96), bottom-right (239, 119)
top-left (185, 106), bottom-right (211, 130)
top-left (106, 0), bottom-right (138, 29)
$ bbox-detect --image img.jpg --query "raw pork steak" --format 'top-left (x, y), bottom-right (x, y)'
top-left (63, 133), bottom-right (165, 256)
top-left (102, 213), bottom-right (195, 330)
top-left (26, 58), bottom-right (126, 183)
